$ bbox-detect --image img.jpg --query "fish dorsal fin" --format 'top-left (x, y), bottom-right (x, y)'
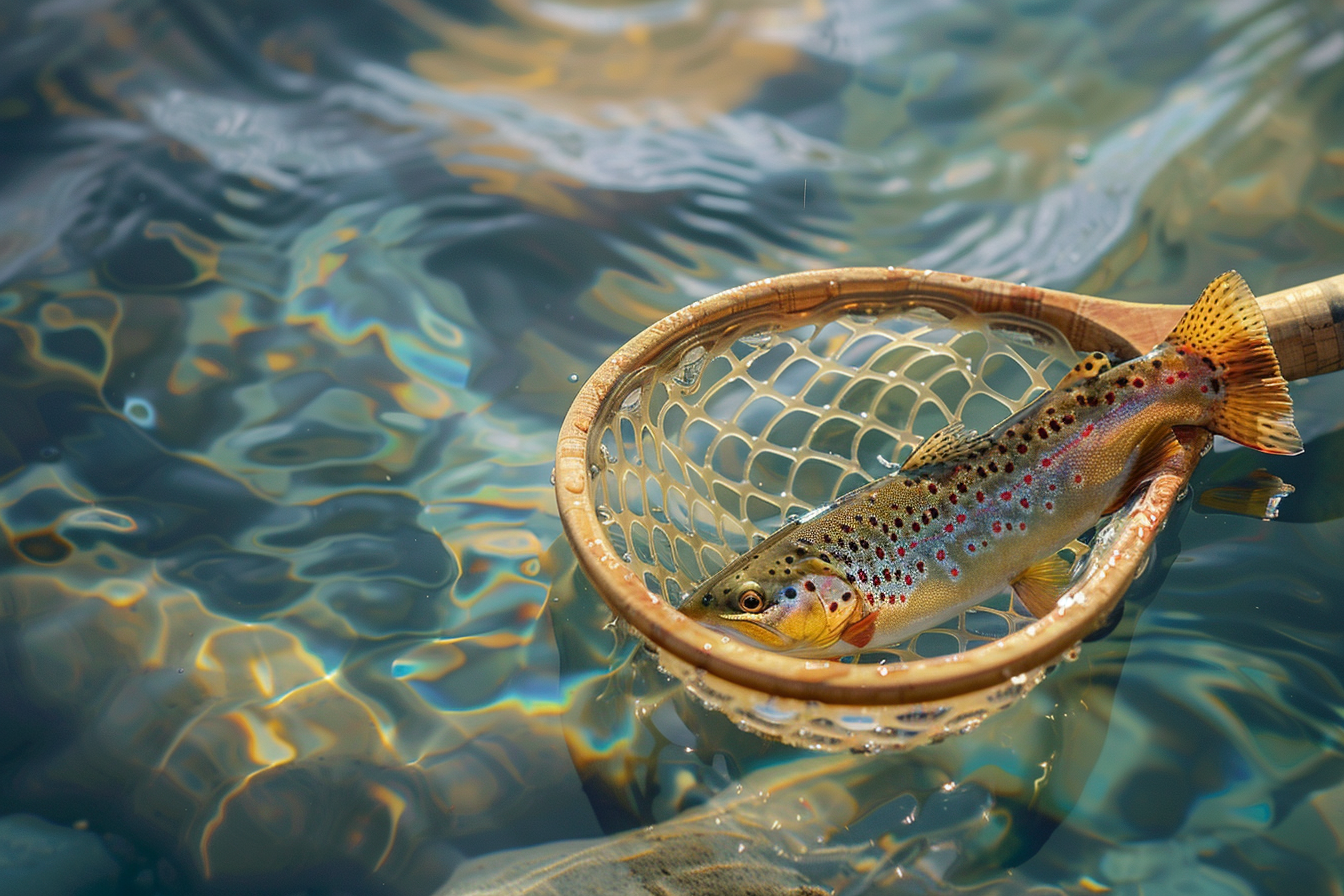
top-left (1056, 352), bottom-right (1112, 389)
top-left (900, 421), bottom-right (988, 472)
top-left (839, 610), bottom-right (877, 648)
top-left (1012, 553), bottom-right (1074, 617)
top-left (1101, 427), bottom-right (1185, 515)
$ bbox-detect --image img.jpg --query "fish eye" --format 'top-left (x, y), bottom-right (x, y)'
top-left (737, 589), bottom-right (765, 613)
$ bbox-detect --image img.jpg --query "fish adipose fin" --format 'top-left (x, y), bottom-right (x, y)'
top-left (900, 421), bottom-right (989, 471)
top-left (1012, 553), bottom-right (1074, 617)
top-left (1102, 428), bottom-right (1185, 514)
top-left (1167, 272), bottom-right (1302, 455)
top-left (1056, 351), bottom-right (1112, 389)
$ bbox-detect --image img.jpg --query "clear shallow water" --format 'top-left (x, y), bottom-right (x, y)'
top-left (0, 0), bottom-right (1343, 893)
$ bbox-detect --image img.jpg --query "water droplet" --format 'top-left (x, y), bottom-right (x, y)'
top-left (1068, 141), bottom-right (1090, 162)
top-left (177, 668), bottom-right (184, 674)
top-left (568, 373), bottom-right (580, 383)
top-left (595, 505), bottom-right (615, 523)
top-left (123, 397), bottom-right (156, 428)
top-left (550, 467), bottom-right (557, 485)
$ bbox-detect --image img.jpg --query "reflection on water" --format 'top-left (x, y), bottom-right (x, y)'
top-left (1, 0), bottom-right (1343, 893)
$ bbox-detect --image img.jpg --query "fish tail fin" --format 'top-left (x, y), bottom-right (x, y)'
top-left (1165, 272), bottom-right (1302, 455)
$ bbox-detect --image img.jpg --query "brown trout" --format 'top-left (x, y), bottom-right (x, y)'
top-left (679, 273), bottom-right (1301, 657)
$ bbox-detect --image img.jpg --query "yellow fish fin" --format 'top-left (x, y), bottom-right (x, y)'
top-left (900, 421), bottom-right (989, 471)
top-left (1012, 553), bottom-right (1074, 618)
top-left (1198, 469), bottom-right (1295, 520)
top-left (1055, 351), bottom-right (1112, 389)
top-left (1165, 272), bottom-right (1301, 455)
top-left (1060, 538), bottom-right (1090, 559)
top-left (1102, 427), bottom-right (1185, 514)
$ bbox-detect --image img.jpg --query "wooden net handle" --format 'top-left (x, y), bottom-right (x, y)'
top-left (1258, 274), bottom-right (1344, 381)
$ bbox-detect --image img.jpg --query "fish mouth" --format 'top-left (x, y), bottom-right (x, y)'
top-left (698, 614), bottom-right (800, 652)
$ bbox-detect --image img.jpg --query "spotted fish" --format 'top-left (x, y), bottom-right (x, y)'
top-left (680, 273), bottom-right (1302, 657)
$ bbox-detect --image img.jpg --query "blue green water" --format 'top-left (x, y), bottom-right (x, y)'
top-left (1, 0), bottom-right (1343, 893)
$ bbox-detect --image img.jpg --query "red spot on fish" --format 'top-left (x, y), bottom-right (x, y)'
top-left (967, 543), bottom-right (976, 552)
top-left (1083, 424), bottom-right (1094, 437)
top-left (1166, 376), bottom-right (1175, 385)
top-left (1045, 501), bottom-right (1053, 510)
top-left (976, 491), bottom-right (986, 502)
top-left (992, 521), bottom-right (1002, 533)
top-left (936, 549), bottom-right (946, 561)
top-left (829, 602), bottom-right (838, 612)
top-left (945, 523), bottom-right (955, 533)
top-left (899, 593), bottom-right (907, 603)
top-left (1041, 458), bottom-right (1052, 468)
top-left (1177, 371), bottom-right (1188, 379)
top-left (1075, 474), bottom-right (1083, 483)
top-left (896, 546), bottom-right (905, 557)
top-left (1001, 491), bottom-right (1012, 501)
top-left (858, 570), bottom-right (868, 583)
top-left (1104, 392), bottom-right (1115, 404)
top-left (1062, 414), bottom-right (1074, 424)
top-left (928, 483), bottom-right (938, 494)
top-left (804, 581), bottom-right (816, 591)
top-left (905, 574), bottom-right (913, 585)
top-left (1019, 522), bottom-right (1027, 530)
top-left (956, 513), bottom-right (966, 523)
top-left (951, 568), bottom-right (959, 577)
top-left (1020, 497), bottom-right (1030, 508)
top-left (1023, 475), bottom-right (1032, 484)
top-left (1049, 484), bottom-right (1056, 490)
top-left (1200, 385), bottom-right (1208, 393)
top-left (1132, 377), bottom-right (1145, 388)
top-left (876, 547), bottom-right (885, 559)
top-left (911, 523), bottom-right (920, 533)
top-left (949, 494), bottom-right (958, 505)
top-left (883, 568), bottom-right (892, 581)
top-left (916, 561), bottom-right (925, 572)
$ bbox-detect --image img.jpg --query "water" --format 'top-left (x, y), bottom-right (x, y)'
top-left (1, 0), bottom-right (1343, 893)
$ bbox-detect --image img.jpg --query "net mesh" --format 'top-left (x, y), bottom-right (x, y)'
top-left (591, 304), bottom-right (1080, 663)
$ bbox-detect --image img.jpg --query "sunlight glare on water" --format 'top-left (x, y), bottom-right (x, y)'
top-left (0, 0), bottom-right (1343, 894)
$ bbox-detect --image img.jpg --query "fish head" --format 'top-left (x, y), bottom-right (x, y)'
top-left (681, 555), bottom-right (868, 655)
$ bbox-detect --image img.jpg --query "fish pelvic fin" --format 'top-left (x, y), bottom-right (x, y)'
top-left (1166, 272), bottom-right (1302, 455)
top-left (839, 609), bottom-right (878, 649)
top-left (1012, 553), bottom-right (1074, 618)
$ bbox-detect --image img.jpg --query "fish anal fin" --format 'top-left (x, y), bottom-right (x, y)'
top-left (1056, 351), bottom-right (1112, 389)
top-left (839, 610), bottom-right (878, 649)
top-left (1101, 428), bottom-right (1185, 515)
top-left (1198, 469), bottom-right (1295, 520)
top-left (1012, 553), bottom-right (1074, 618)
top-left (1165, 272), bottom-right (1302, 455)
top-left (900, 421), bottom-right (987, 471)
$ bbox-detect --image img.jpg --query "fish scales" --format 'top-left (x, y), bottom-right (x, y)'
top-left (680, 273), bottom-right (1302, 657)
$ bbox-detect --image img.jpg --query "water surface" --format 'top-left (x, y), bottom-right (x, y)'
top-left (1, 0), bottom-right (1344, 893)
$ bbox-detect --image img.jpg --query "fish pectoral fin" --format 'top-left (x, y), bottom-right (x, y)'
top-left (1198, 469), bottom-right (1295, 520)
top-left (839, 610), bottom-right (878, 649)
top-left (1102, 428), bottom-right (1186, 515)
top-left (900, 421), bottom-right (990, 471)
top-left (1055, 352), bottom-right (1112, 389)
top-left (1012, 553), bottom-right (1074, 617)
